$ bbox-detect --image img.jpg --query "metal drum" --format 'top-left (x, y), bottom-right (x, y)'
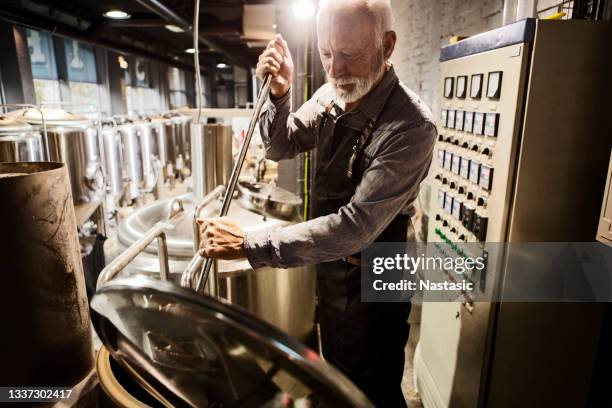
top-left (7, 108), bottom-right (104, 205)
top-left (105, 189), bottom-right (316, 341)
top-left (0, 162), bottom-right (94, 387)
top-left (117, 123), bottom-right (143, 202)
top-left (0, 116), bottom-right (43, 162)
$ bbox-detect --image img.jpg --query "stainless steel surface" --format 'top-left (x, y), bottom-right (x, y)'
top-left (237, 180), bottom-right (302, 220)
top-left (0, 162), bottom-right (93, 386)
top-left (190, 123), bottom-right (233, 201)
top-left (97, 199), bottom-right (184, 288)
top-left (136, 121), bottom-right (161, 192)
top-left (91, 276), bottom-right (373, 407)
top-left (101, 127), bottom-right (125, 204)
top-left (421, 20), bottom-right (612, 408)
top-left (182, 185), bottom-right (225, 294)
top-left (0, 117), bottom-right (42, 162)
top-left (190, 75), bottom-right (272, 293)
top-left (8, 107), bottom-right (104, 206)
top-left (117, 124), bottom-right (144, 202)
top-left (108, 190), bottom-right (316, 340)
top-left (163, 114), bottom-right (192, 171)
top-left (1, 104), bottom-right (50, 159)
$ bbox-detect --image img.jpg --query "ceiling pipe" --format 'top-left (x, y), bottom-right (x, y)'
top-left (134, 0), bottom-right (250, 68)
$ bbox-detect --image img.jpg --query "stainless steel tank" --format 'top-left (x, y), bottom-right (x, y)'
top-left (136, 121), bottom-right (160, 192)
top-left (117, 123), bottom-right (143, 202)
top-left (105, 189), bottom-right (315, 341)
top-left (0, 162), bottom-right (94, 386)
top-left (101, 126), bottom-right (125, 206)
top-left (7, 108), bottom-right (104, 205)
top-left (191, 123), bottom-right (233, 200)
top-left (175, 114), bottom-right (192, 170)
top-left (163, 114), bottom-right (192, 171)
top-left (0, 116), bottom-right (43, 162)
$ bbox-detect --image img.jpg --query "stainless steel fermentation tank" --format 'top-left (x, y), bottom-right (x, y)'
top-left (117, 123), bottom-right (143, 202)
top-left (101, 126), bottom-right (125, 207)
top-left (0, 116), bottom-right (43, 162)
top-left (191, 123), bottom-right (233, 199)
top-left (0, 162), bottom-right (93, 386)
top-left (163, 113), bottom-right (191, 171)
top-left (105, 123), bottom-right (316, 340)
top-left (7, 108), bottom-right (104, 206)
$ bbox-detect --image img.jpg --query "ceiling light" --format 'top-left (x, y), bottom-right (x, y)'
top-left (103, 10), bottom-right (131, 20)
top-left (292, 1), bottom-right (315, 19)
top-left (118, 55), bottom-right (128, 69)
top-left (185, 48), bottom-right (196, 54)
top-left (216, 63), bottom-right (229, 69)
top-left (165, 24), bottom-right (185, 33)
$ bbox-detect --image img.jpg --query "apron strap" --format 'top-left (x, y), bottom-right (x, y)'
top-left (347, 119), bottom-right (375, 179)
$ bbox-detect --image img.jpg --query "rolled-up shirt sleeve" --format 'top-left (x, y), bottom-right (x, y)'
top-left (245, 120), bottom-right (436, 269)
top-left (258, 87), bottom-right (326, 161)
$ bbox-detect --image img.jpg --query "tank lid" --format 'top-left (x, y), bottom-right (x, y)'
top-left (6, 107), bottom-right (90, 126)
top-left (91, 277), bottom-right (373, 408)
top-left (0, 116), bottom-right (34, 134)
top-left (238, 181), bottom-right (302, 220)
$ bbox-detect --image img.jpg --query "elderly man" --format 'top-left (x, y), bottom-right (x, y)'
top-left (198, 0), bottom-right (436, 405)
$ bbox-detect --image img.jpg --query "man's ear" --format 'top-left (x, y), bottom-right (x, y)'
top-left (383, 31), bottom-right (397, 60)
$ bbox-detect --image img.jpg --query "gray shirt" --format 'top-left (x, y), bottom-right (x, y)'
top-left (244, 66), bottom-right (436, 269)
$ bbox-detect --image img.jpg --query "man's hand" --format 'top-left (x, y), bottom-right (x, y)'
top-left (256, 34), bottom-right (294, 98)
top-left (197, 217), bottom-right (246, 260)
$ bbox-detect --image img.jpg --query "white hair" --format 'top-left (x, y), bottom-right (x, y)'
top-left (318, 0), bottom-right (394, 40)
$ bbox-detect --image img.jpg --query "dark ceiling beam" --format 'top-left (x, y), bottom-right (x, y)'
top-left (134, 0), bottom-right (251, 68)
top-left (0, 5), bottom-right (199, 73)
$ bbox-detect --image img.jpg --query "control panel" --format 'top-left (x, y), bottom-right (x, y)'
top-left (429, 43), bottom-right (530, 254)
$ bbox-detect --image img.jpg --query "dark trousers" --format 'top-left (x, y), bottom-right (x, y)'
top-left (319, 298), bottom-right (411, 407)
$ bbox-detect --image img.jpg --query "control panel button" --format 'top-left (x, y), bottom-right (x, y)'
top-left (470, 74), bottom-right (483, 99)
top-left (473, 212), bottom-right (488, 241)
top-left (479, 165), bottom-right (494, 191)
top-left (438, 190), bottom-right (446, 208)
top-left (469, 160), bottom-right (480, 184)
top-left (461, 204), bottom-right (475, 231)
top-left (455, 110), bottom-right (465, 131)
top-left (473, 112), bottom-right (485, 135)
top-left (460, 156), bottom-right (470, 179)
top-left (437, 149), bottom-right (445, 168)
top-left (448, 110), bottom-right (456, 129)
top-left (441, 109), bottom-right (448, 128)
top-left (444, 193), bottom-right (454, 213)
top-left (487, 71), bottom-right (502, 99)
top-left (456, 76), bottom-right (467, 99)
top-left (452, 154), bottom-right (461, 175)
top-left (464, 111), bottom-right (474, 133)
top-left (452, 197), bottom-right (463, 219)
top-left (444, 77), bottom-right (454, 98)
top-left (484, 113), bottom-right (499, 137)
top-left (444, 151), bottom-right (453, 171)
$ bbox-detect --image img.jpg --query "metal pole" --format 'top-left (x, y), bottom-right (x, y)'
top-left (187, 75), bottom-right (271, 294)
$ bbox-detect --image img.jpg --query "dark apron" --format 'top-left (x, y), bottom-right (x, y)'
top-left (313, 98), bottom-right (412, 407)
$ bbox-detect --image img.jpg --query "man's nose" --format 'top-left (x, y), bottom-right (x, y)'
top-left (329, 55), bottom-right (346, 78)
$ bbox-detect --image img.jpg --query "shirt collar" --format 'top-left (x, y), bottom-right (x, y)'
top-left (357, 64), bottom-right (399, 122)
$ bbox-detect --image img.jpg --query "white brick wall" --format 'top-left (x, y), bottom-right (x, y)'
top-left (390, 0), bottom-right (503, 116)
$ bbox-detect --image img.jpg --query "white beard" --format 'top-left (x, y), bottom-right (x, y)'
top-left (327, 51), bottom-right (386, 104)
